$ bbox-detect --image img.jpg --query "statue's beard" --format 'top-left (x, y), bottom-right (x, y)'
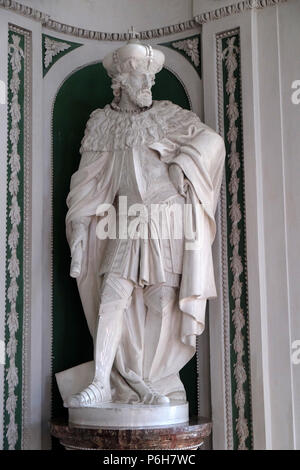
top-left (126, 85), bottom-right (152, 108)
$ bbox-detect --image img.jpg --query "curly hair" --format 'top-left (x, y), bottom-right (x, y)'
top-left (110, 73), bottom-right (128, 104)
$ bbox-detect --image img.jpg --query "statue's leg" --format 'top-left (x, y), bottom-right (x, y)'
top-left (65, 273), bottom-right (134, 408)
top-left (124, 284), bottom-right (177, 405)
top-left (143, 284), bottom-right (177, 376)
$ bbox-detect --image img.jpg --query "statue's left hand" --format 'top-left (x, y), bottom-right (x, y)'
top-left (169, 164), bottom-right (186, 197)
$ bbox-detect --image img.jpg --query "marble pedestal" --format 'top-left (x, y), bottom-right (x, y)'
top-left (69, 401), bottom-right (188, 428)
top-left (50, 416), bottom-right (212, 450)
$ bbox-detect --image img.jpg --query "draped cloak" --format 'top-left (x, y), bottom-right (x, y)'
top-left (58, 100), bottom-right (225, 404)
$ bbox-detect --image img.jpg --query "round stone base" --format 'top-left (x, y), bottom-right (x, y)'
top-left (50, 416), bottom-right (212, 450)
top-left (68, 401), bottom-right (188, 428)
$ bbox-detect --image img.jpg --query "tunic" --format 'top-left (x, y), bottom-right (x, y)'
top-left (99, 143), bottom-right (185, 287)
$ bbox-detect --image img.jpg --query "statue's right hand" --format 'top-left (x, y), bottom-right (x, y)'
top-left (70, 222), bottom-right (88, 256)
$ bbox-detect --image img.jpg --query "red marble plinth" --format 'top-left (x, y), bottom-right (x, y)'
top-left (50, 416), bottom-right (212, 450)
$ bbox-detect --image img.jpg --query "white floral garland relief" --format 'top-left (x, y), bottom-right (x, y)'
top-left (6, 32), bottom-right (24, 450)
top-left (222, 34), bottom-right (249, 450)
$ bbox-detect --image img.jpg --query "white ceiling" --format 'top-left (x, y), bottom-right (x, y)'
top-left (20, 0), bottom-right (194, 32)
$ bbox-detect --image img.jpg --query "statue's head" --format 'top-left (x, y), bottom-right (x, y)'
top-left (103, 40), bottom-right (165, 108)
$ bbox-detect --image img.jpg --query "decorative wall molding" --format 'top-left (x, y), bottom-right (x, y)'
top-left (20, 23), bottom-right (32, 452)
top-left (194, 0), bottom-right (287, 24)
top-left (172, 37), bottom-right (200, 67)
top-left (42, 34), bottom-right (82, 76)
top-left (0, 0), bottom-right (50, 24)
top-left (161, 34), bottom-right (201, 78)
top-left (216, 28), bottom-right (252, 450)
top-left (44, 36), bottom-right (70, 69)
top-left (0, 0), bottom-right (287, 41)
top-left (218, 180), bottom-right (234, 449)
top-left (4, 23), bottom-right (32, 451)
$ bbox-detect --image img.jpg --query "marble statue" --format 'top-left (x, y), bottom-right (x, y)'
top-left (56, 38), bottom-right (225, 427)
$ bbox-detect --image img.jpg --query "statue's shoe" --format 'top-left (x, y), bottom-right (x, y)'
top-left (141, 381), bottom-right (170, 405)
top-left (64, 380), bottom-right (112, 408)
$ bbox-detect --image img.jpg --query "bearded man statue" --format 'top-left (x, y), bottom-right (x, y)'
top-left (56, 39), bottom-right (225, 426)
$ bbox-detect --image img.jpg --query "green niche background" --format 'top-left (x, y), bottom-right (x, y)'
top-left (52, 63), bottom-right (198, 421)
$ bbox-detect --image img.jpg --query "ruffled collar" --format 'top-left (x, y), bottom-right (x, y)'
top-left (80, 100), bottom-right (199, 151)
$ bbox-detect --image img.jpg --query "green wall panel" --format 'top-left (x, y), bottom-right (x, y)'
top-left (219, 30), bottom-right (252, 449)
top-left (4, 28), bottom-right (25, 451)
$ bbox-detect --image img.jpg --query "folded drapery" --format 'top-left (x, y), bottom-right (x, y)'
top-left (63, 100), bottom-right (225, 401)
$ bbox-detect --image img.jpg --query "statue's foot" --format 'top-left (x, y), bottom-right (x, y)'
top-left (64, 380), bottom-right (111, 408)
top-left (142, 381), bottom-right (170, 405)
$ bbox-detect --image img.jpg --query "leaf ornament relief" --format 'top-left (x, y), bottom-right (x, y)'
top-left (6, 32), bottom-right (24, 450)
